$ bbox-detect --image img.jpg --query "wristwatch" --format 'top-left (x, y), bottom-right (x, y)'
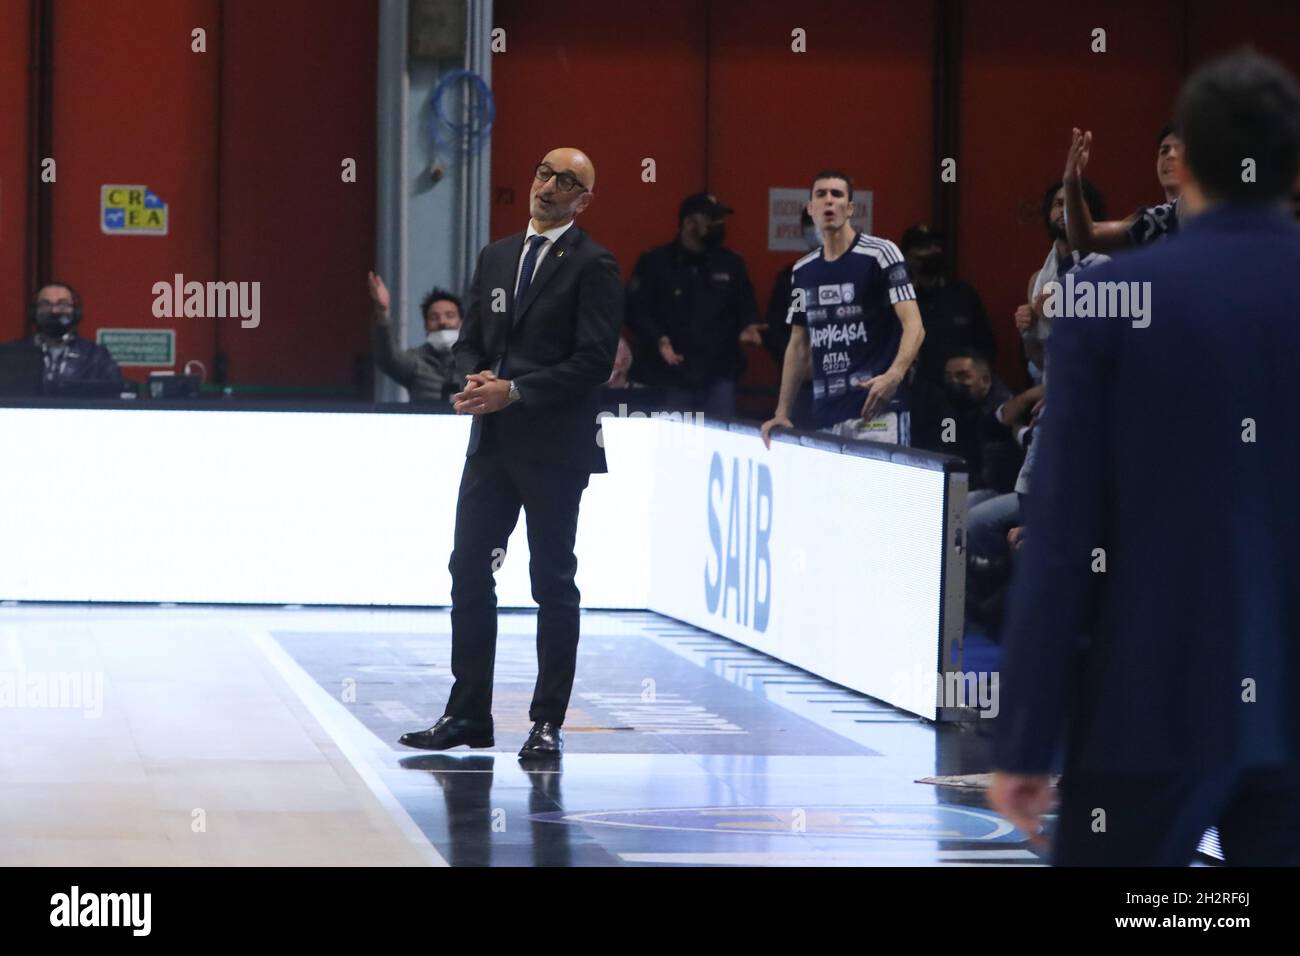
top-left (507, 380), bottom-right (521, 404)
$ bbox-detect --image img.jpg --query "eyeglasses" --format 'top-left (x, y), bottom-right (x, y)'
top-left (34, 303), bottom-right (74, 316)
top-left (535, 163), bottom-right (588, 194)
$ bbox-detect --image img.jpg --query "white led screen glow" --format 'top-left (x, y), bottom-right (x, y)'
top-left (0, 408), bottom-right (948, 716)
top-left (639, 418), bottom-right (947, 719)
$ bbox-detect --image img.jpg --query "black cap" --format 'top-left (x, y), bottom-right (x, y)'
top-left (679, 192), bottom-right (735, 221)
top-left (899, 224), bottom-right (944, 253)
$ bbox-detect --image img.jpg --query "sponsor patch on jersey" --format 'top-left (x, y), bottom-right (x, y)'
top-left (818, 284), bottom-right (843, 305)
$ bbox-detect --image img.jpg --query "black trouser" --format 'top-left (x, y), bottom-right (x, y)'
top-left (444, 419), bottom-right (589, 726)
top-left (1052, 766), bottom-right (1300, 865)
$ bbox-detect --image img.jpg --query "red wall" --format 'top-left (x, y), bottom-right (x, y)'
top-left (49, 0), bottom-right (222, 376)
top-left (1186, 2), bottom-right (1300, 76)
top-left (0, 0), bottom-right (31, 331)
top-left (488, 1), bottom-right (708, 279)
top-left (707, 0), bottom-right (936, 390)
top-left (13, 0), bottom-right (376, 389)
top-left (218, 0), bottom-right (377, 389)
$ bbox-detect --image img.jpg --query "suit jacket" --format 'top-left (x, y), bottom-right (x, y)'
top-left (453, 223), bottom-right (623, 473)
top-left (994, 203), bottom-right (1300, 776)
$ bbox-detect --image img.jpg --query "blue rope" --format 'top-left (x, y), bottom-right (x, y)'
top-left (429, 68), bottom-right (494, 158)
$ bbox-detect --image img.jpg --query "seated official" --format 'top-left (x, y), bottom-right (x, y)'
top-left (913, 349), bottom-right (1035, 497)
top-left (6, 283), bottom-right (124, 394)
top-left (367, 273), bottom-right (462, 402)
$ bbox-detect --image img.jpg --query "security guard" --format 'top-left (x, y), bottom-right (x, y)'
top-left (624, 193), bottom-right (762, 417)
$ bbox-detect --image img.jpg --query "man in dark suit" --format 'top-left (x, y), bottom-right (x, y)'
top-left (400, 147), bottom-right (623, 760)
top-left (990, 50), bottom-right (1300, 865)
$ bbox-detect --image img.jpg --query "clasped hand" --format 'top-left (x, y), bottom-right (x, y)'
top-left (453, 371), bottom-right (511, 415)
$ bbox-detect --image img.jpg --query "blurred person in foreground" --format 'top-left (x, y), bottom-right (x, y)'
top-left (990, 50), bottom-right (1300, 865)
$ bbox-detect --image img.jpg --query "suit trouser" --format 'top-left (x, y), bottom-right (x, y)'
top-left (1052, 766), bottom-right (1300, 865)
top-left (444, 419), bottom-right (590, 725)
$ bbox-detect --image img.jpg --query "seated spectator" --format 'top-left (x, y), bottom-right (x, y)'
top-left (901, 225), bottom-right (997, 392)
top-left (6, 282), bottom-right (124, 393)
top-left (367, 273), bottom-right (461, 402)
top-left (913, 348), bottom-right (1036, 498)
top-left (965, 388), bottom-right (1044, 638)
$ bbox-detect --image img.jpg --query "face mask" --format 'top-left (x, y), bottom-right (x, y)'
top-left (37, 313), bottom-right (76, 338)
top-left (945, 382), bottom-right (979, 406)
top-left (703, 223), bottom-right (726, 249)
top-left (427, 329), bottom-right (458, 350)
top-left (917, 252), bottom-right (945, 278)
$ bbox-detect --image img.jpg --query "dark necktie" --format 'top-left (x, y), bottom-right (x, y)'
top-left (516, 234), bottom-right (548, 304)
top-left (501, 234), bottom-right (548, 378)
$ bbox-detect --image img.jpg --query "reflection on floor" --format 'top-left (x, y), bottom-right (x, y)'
top-left (0, 604), bottom-right (1043, 866)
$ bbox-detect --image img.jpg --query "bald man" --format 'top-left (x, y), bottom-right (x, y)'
top-left (399, 148), bottom-right (623, 760)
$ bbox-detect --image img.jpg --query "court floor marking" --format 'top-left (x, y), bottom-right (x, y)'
top-left (619, 850), bottom-right (1041, 866)
top-left (247, 627), bottom-right (448, 867)
top-left (640, 630), bottom-right (927, 743)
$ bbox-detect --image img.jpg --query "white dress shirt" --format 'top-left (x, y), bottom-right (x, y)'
top-left (514, 218), bottom-right (576, 300)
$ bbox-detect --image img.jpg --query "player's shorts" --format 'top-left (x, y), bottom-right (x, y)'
top-left (825, 410), bottom-right (911, 447)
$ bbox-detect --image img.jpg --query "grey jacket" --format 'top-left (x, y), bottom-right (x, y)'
top-left (371, 320), bottom-right (457, 402)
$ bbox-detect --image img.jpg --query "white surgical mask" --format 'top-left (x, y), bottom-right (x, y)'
top-left (427, 329), bottom-right (458, 350)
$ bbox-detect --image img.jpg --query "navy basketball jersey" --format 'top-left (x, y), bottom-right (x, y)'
top-left (787, 231), bottom-right (915, 428)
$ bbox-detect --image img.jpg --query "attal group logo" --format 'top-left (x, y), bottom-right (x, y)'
top-left (704, 451), bottom-right (772, 632)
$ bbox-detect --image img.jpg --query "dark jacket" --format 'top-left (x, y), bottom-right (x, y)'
top-left (994, 204), bottom-right (1300, 775)
top-left (453, 224), bottom-right (623, 474)
top-left (624, 240), bottom-right (758, 388)
top-left (913, 376), bottom-right (1022, 493)
top-left (16, 334), bottom-right (124, 389)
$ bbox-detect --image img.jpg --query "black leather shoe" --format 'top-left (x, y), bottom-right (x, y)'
top-left (399, 715), bottom-right (494, 751)
top-left (518, 721), bottom-right (563, 759)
